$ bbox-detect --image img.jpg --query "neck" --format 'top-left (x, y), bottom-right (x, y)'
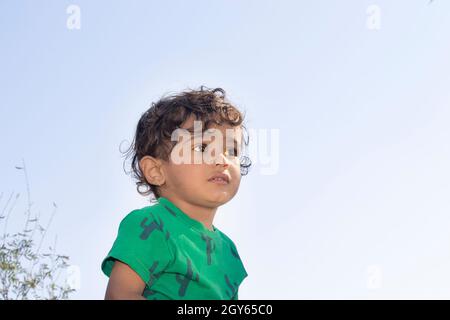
top-left (160, 193), bottom-right (218, 231)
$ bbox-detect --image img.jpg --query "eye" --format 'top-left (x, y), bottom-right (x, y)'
top-left (193, 144), bottom-right (207, 152)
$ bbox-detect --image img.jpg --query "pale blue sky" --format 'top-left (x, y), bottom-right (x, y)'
top-left (1, 0), bottom-right (450, 299)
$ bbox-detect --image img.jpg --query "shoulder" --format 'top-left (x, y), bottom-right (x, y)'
top-left (102, 205), bottom-right (174, 283)
top-left (110, 204), bottom-right (174, 261)
top-left (216, 228), bottom-right (240, 254)
top-left (216, 228), bottom-right (233, 244)
top-left (119, 207), bottom-right (148, 226)
top-left (116, 204), bottom-right (170, 243)
top-left (118, 204), bottom-right (162, 230)
top-left (216, 228), bottom-right (248, 281)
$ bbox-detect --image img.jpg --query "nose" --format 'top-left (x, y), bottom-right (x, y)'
top-left (214, 152), bottom-right (230, 167)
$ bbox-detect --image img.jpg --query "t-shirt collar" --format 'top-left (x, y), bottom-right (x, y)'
top-left (157, 196), bottom-right (219, 236)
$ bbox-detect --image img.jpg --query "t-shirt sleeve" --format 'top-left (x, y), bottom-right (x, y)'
top-left (101, 210), bottom-right (174, 285)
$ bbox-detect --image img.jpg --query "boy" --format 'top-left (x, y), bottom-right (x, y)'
top-left (101, 86), bottom-right (251, 300)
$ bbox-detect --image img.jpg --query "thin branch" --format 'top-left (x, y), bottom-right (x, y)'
top-left (36, 205), bottom-right (57, 255)
top-left (22, 159), bottom-right (33, 234)
top-left (1, 191), bottom-right (14, 223)
top-left (3, 193), bottom-right (20, 238)
top-left (29, 211), bottom-right (40, 243)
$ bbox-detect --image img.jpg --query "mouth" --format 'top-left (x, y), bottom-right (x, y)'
top-left (208, 173), bottom-right (230, 185)
top-left (208, 178), bottom-right (229, 185)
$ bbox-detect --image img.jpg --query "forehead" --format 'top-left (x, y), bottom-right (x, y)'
top-left (180, 115), bottom-right (243, 142)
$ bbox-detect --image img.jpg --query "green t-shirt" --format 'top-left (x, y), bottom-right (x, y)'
top-left (101, 196), bottom-right (248, 300)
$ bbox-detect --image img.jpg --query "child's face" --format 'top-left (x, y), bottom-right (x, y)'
top-left (160, 115), bottom-right (243, 208)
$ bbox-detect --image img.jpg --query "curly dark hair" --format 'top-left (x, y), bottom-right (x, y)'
top-left (121, 86), bottom-right (252, 202)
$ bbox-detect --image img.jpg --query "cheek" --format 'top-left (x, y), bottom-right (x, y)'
top-left (169, 164), bottom-right (205, 185)
top-left (165, 164), bottom-right (186, 184)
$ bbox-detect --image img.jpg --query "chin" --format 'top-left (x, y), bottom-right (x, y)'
top-left (206, 191), bottom-right (235, 205)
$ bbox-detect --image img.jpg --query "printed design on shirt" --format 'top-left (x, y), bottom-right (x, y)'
top-left (142, 287), bottom-right (154, 298)
top-left (230, 244), bottom-right (241, 260)
top-left (163, 204), bottom-right (177, 217)
top-left (139, 215), bottom-right (164, 240)
top-left (143, 261), bottom-right (163, 297)
top-left (143, 286), bottom-right (160, 299)
top-left (143, 288), bottom-right (164, 300)
top-left (224, 274), bottom-right (238, 299)
top-left (201, 234), bottom-right (216, 265)
top-left (176, 257), bottom-right (199, 297)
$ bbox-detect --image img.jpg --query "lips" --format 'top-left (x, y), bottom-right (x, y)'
top-left (208, 173), bottom-right (230, 184)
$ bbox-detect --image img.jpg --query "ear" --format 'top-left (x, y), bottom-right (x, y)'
top-left (139, 156), bottom-right (166, 186)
